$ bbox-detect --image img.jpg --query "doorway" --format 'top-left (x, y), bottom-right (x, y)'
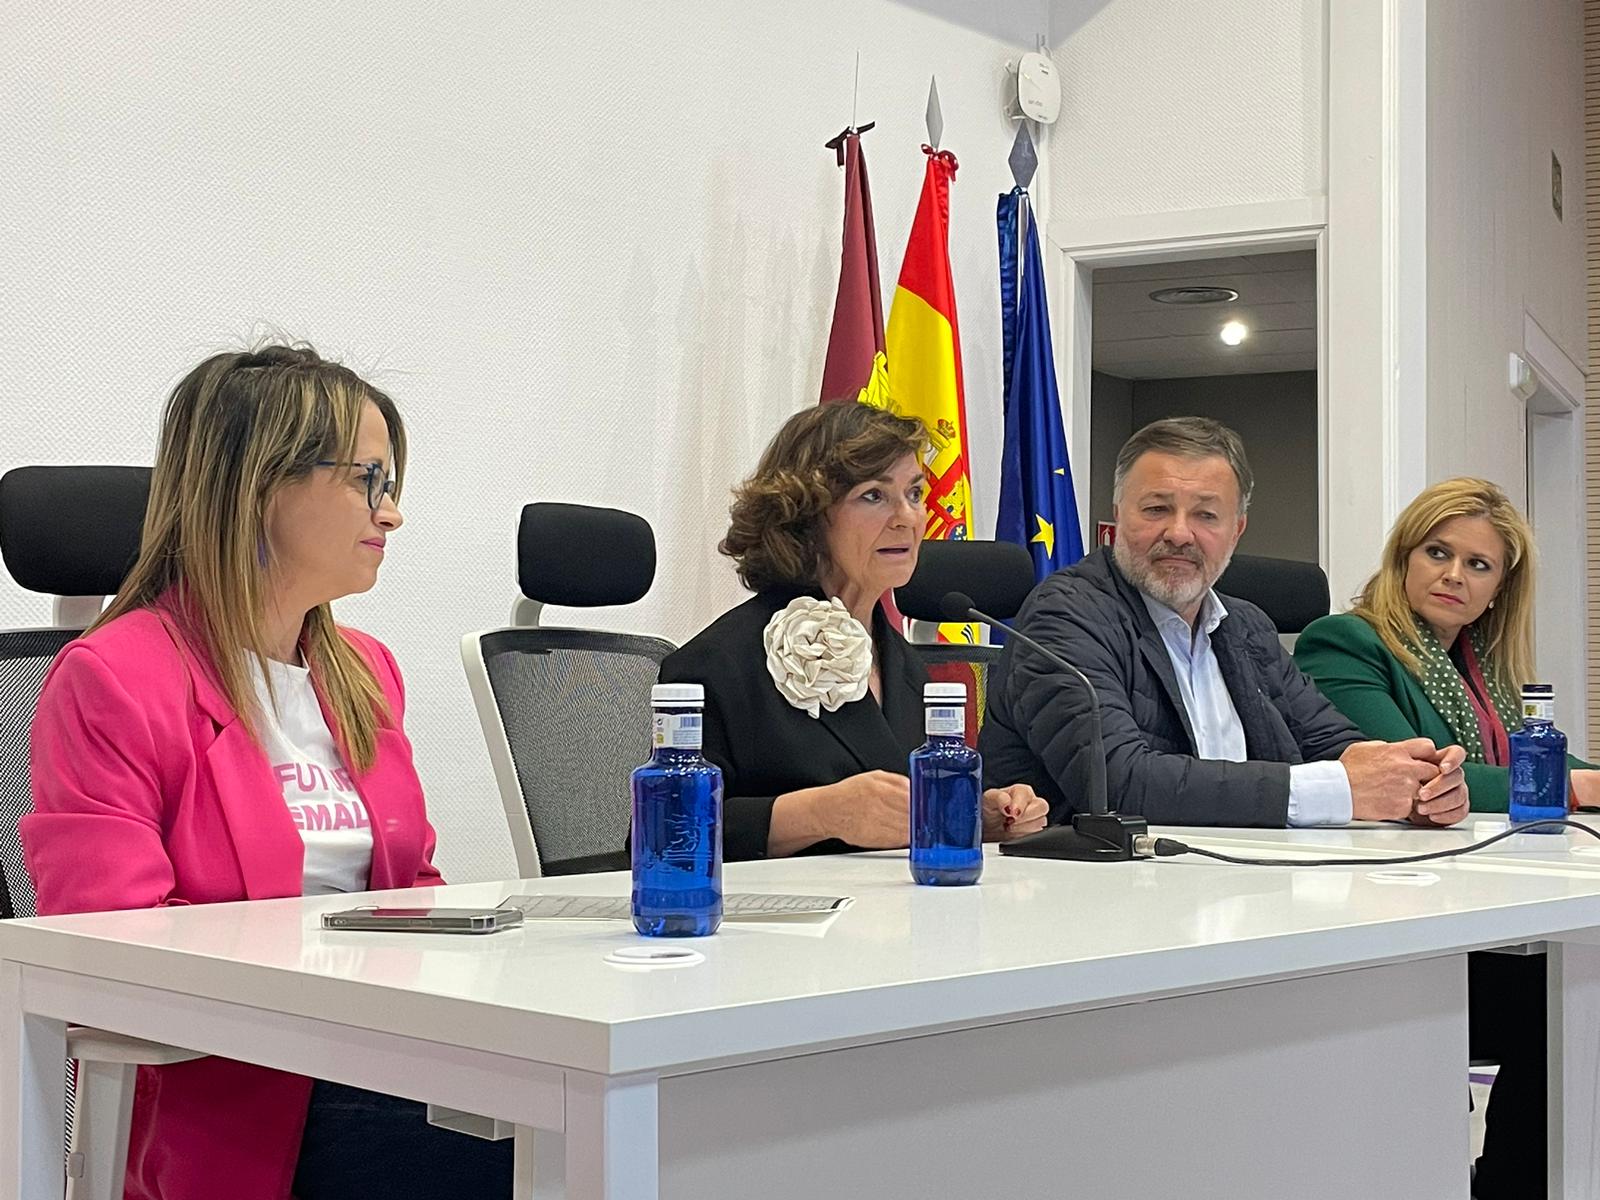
top-left (1085, 248), bottom-right (1320, 564)
top-left (1526, 393), bottom-right (1588, 755)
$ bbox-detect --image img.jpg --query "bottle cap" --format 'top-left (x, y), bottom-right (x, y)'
top-left (923, 682), bottom-right (967, 702)
top-left (651, 683), bottom-right (704, 705)
top-left (1522, 683), bottom-right (1554, 698)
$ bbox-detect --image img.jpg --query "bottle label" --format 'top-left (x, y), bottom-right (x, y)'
top-left (1523, 698), bottom-right (1556, 723)
top-left (653, 710), bottom-right (703, 749)
top-left (925, 705), bottom-right (965, 737)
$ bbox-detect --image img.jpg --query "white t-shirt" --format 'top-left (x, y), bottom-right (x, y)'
top-left (252, 658), bottom-right (374, 896)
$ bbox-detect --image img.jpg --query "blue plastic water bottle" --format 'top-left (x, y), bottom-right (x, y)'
top-left (1509, 683), bottom-right (1568, 831)
top-left (910, 682), bottom-right (983, 886)
top-left (631, 683), bottom-right (723, 936)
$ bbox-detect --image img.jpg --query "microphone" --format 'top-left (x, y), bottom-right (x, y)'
top-left (941, 591), bottom-right (1148, 862)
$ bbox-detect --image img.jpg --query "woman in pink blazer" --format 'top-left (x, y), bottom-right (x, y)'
top-left (22, 345), bottom-right (510, 1200)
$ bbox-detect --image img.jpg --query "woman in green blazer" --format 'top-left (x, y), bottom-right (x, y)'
top-left (1296, 476), bottom-right (1593, 1199)
top-left (1295, 477), bottom-right (1597, 813)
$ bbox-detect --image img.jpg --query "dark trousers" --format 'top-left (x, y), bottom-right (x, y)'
top-left (293, 1079), bottom-right (515, 1200)
top-left (1469, 950), bottom-right (1547, 1200)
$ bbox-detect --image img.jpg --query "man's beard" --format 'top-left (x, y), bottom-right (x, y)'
top-left (1114, 538), bottom-right (1230, 612)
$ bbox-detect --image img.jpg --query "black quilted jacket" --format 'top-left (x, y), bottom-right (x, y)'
top-left (980, 548), bottom-right (1363, 827)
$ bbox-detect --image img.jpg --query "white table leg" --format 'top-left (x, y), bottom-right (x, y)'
top-left (0, 962), bottom-right (67, 1200)
top-left (1549, 941), bottom-right (1600, 1199)
top-left (68, 1059), bottom-right (136, 1200)
top-left (563, 1071), bottom-right (658, 1200)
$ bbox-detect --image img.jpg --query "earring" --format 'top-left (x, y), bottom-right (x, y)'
top-left (1488, 600), bottom-right (1495, 610)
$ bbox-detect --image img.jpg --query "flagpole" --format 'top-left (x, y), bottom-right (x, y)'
top-left (851, 51), bottom-right (860, 131)
top-left (1008, 123), bottom-right (1039, 292)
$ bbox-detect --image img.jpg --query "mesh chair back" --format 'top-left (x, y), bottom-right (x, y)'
top-left (479, 627), bottom-right (676, 873)
top-left (914, 643), bottom-right (1004, 749)
top-left (0, 629), bottom-right (77, 921)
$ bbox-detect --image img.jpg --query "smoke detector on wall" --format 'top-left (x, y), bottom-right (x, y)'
top-left (1005, 52), bottom-right (1061, 125)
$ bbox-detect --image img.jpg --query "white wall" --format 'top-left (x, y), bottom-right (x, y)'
top-left (1040, 0), bottom-right (1443, 611)
top-left (1426, 0), bottom-right (1588, 497)
top-left (1, 1), bottom-right (1045, 882)
top-left (1044, 0), bottom-right (1351, 587)
top-left (1047, 0), bottom-right (1325, 224)
top-left (1423, 0), bottom-right (1587, 738)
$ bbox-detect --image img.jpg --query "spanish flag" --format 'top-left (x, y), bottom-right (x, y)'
top-left (882, 146), bottom-right (978, 644)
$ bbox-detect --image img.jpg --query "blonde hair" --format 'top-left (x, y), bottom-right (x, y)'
top-left (1350, 477), bottom-right (1535, 692)
top-left (95, 344), bottom-right (406, 770)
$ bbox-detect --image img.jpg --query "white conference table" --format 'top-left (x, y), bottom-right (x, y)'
top-left (1152, 812), bottom-right (1600, 869)
top-left (1153, 816), bottom-right (1600, 1199)
top-left (7, 847), bottom-right (1600, 1199)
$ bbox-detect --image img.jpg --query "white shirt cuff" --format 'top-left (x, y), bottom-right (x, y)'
top-left (1286, 761), bottom-right (1355, 827)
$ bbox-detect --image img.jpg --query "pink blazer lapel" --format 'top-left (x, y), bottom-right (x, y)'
top-left (350, 726), bottom-right (423, 889)
top-left (202, 723), bottom-right (305, 899)
top-left (190, 678), bottom-right (417, 899)
top-left (155, 599), bottom-right (425, 897)
top-left (155, 606), bottom-right (308, 900)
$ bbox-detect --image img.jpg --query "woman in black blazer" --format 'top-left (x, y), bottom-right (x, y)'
top-left (660, 402), bottom-right (1047, 861)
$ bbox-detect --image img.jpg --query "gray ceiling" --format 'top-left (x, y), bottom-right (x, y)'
top-left (1091, 249), bottom-right (1317, 380)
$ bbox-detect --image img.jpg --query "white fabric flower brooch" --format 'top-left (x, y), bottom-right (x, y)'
top-left (762, 596), bottom-right (872, 719)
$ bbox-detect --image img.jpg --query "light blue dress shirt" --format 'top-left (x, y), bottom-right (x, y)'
top-left (1140, 591), bottom-right (1353, 827)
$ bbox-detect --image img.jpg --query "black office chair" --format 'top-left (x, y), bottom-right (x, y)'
top-left (1215, 553), bottom-right (1331, 635)
top-left (896, 540), bottom-right (1038, 746)
top-left (0, 465), bottom-right (151, 922)
top-left (0, 465), bottom-right (205, 1200)
top-left (460, 503), bottom-right (674, 878)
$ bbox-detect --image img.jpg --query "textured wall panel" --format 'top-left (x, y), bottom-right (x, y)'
top-left (1047, 0), bottom-right (1325, 221)
top-left (1585, 0), bottom-right (1600, 752)
top-left (0, 1), bottom-right (1043, 882)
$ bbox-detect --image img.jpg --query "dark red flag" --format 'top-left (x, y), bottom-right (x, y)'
top-left (819, 128), bottom-right (885, 404)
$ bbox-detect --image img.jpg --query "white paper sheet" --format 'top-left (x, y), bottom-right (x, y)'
top-left (499, 893), bottom-right (852, 922)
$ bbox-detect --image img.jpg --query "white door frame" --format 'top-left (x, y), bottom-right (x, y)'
top-left (1045, 200), bottom-right (1327, 562)
top-left (1040, 0), bottom-right (1428, 606)
top-left (1521, 311), bottom-right (1589, 756)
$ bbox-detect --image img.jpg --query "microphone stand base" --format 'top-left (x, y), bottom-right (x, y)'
top-left (999, 812), bottom-right (1151, 862)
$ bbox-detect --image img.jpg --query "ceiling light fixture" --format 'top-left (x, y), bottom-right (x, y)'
top-left (1219, 321), bottom-right (1248, 346)
top-left (1149, 286), bottom-right (1240, 305)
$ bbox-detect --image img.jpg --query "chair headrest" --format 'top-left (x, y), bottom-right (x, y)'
top-left (1215, 553), bottom-right (1330, 634)
top-left (0, 466), bottom-right (151, 596)
top-left (518, 503), bottom-right (656, 607)
top-left (897, 539), bottom-right (1037, 622)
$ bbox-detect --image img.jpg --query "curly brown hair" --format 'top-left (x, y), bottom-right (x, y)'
top-left (722, 403), bottom-right (929, 591)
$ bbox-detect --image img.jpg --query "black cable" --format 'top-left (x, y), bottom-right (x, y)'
top-left (1148, 819), bottom-right (1600, 868)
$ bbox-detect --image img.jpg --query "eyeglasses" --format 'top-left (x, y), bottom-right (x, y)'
top-left (316, 460), bottom-right (396, 512)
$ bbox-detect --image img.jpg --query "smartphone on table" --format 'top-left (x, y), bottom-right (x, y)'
top-left (321, 906), bottom-right (524, 934)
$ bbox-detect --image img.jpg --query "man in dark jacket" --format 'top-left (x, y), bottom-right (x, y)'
top-left (981, 417), bottom-right (1470, 828)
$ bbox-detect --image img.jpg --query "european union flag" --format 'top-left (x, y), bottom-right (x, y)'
top-left (996, 188), bottom-right (1083, 580)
